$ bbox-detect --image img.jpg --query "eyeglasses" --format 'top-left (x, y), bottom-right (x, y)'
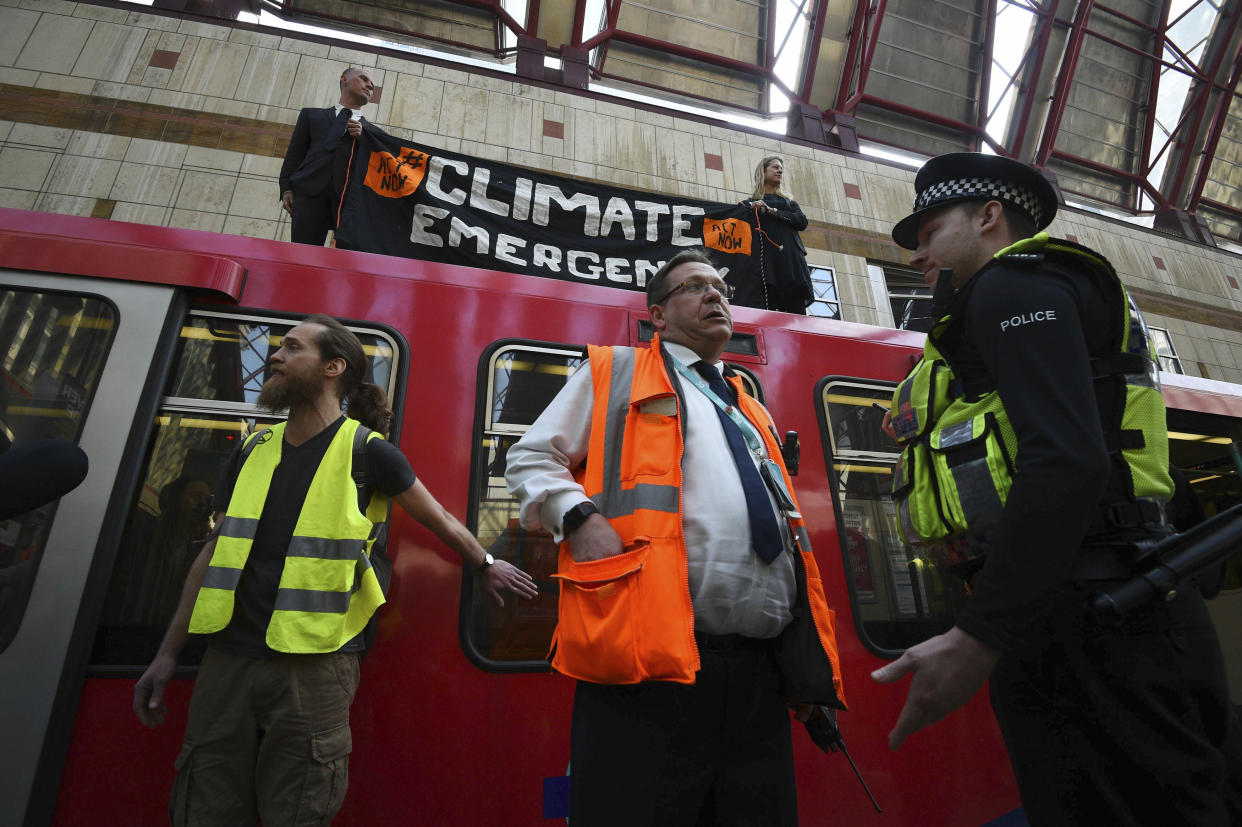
top-left (654, 277), bottom-right (735, 305)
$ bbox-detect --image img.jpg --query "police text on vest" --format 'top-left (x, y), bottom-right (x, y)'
top-left (1000, 310), bottom-right (1056, 332)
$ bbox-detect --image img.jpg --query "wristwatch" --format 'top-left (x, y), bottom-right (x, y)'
top-left (562, 501), bottom-right (600, 536)
top-left (479, 552), bottom-right (494, 571)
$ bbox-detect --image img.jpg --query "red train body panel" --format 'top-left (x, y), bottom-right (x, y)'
top-left (2, 207), bottom-right (1231, 825)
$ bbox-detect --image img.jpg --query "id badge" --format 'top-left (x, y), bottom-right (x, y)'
top-left (759, 459), bottom-right (800, 519)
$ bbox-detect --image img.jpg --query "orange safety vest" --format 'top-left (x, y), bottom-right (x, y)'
top-left (550, 335), bottom-right (845, 707)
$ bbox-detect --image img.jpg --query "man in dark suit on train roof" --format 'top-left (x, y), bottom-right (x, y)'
top-left (872, 152), bottom-right (1239, 825)
top-left (279, 67), bottom-right (379, 247)
top-left (505, 249), bottom-right (846, 826)
top-left (133, 314), bottom-right (536, 825)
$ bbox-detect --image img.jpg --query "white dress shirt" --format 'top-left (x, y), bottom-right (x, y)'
top-left (505, 341), bottom-right (796, 638)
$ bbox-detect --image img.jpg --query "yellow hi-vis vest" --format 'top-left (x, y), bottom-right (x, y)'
top-left (188, 418), bottom-right (389, 653)
top-left (890, 234), bottom-right (1174, 565)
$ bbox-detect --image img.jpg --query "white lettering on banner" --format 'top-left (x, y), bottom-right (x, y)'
top-left (635, 260), bottom-right (660, 287)
top-left (533, 184), bottom-right (601, 236)
top-left (470, 167), bottom-right (509, 217)
top-left (605, 257), bottom-right (631, 283)
top-left (495, 234), bottom-right (527, 266)
top-left (410, 204), bottom-right (449, 246)
top-left (1000, 309), bottom-right (1058, 332)
top-left (672, 205), bottom-right (705, 246)
top-left (567, 250), bottom-right (602, 279)
top-left (601, 196), bottom-right (636, 240)
top-left (449, 216), bottom-right (489, 253)
top-left (425, 157), bottom-right (468, 205)
top-left (513, 178), bottom-right (533, 222)
top-left (532, 244), bottom-right (561, 272)
top-left (634, 201), bottom-right (669, 241)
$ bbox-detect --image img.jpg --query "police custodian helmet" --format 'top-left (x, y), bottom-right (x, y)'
top-left (892, 152), bottom-right (1060, 250)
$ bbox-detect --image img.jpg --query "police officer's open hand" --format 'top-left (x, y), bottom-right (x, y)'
top-left (870, 626), bottom-right (1000, 749)
top-left (482, 558), bottom-right (538, 607)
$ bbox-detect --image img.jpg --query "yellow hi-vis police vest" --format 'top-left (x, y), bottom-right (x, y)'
top-left (890, 234), bottom-right (1174, 564)
top-left (188, 418), bottom-right (389, 653)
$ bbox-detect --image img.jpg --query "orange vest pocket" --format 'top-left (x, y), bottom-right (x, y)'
top-left (551, 538), bottom-right (696, 685)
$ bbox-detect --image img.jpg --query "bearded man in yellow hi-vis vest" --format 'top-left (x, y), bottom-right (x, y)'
top-left (133, 314), bottom-right (537, 826)
top-left (506, 250), bottom-right (845, 827)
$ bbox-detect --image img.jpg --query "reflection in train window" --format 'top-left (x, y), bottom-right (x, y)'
top-left (463, 343), bottom-right (769, 669)
top-left (467, 344), bottom-right (585, 667)
top-left (166, 313), bottom-right (396, 407)
top-left (0, 289), bottom-right (117, 655)
top-left (89, 312), bottom-right (400, 671)
top-left (819, 379), bottom-right (968, 654)
top-left (1167, 409), bottom-right (1242, 592)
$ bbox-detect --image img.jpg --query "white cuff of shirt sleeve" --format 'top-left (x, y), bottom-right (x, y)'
top-left (543, 490), bottom-right (593, 543)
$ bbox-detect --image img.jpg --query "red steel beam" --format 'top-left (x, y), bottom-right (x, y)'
top-left (1188, 39), bottom-right (1242, 212)
top-left (796, 0), bottom-right (831, 102)
top-left (1135, 0), bottom-right (1171, 197)
top-left (1004, 0), bottom-right (1062, 158)
top-left (842, 0), bottom-right (890, 113)
top-left (976, 0), bottom-right (999, 147)
top-left (1035, 0), bottom-right (1096, 164)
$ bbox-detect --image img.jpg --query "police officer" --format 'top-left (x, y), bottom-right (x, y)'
top-left (871, 153), bottom-right (1237, 825)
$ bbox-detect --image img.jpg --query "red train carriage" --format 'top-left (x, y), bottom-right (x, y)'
top-left (1, 207), bottom-right (1238, 826)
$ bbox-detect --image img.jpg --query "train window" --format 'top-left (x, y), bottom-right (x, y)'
top-left (1167, 409), bottom-right (1242, 590)
top-left (166, 314), bottom-right (396, 407)
top-left (467, 344), bottom-right (585, 668)
top-left (819, 379), bottom-right (968, 654)
top-left (0, 289), bottom-right (117, 655)
top-left (1149, 327), bottom-right (1184, 375)
top-left (806, 266), bottom-right (841, 320)
top-left (871, 263), bottom-right (933, 331)
top-left (89, 312), bottom-right (401, 671)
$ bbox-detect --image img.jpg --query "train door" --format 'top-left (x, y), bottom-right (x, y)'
top-left (1167, 408), bottom-right (1242, 701)
top-left (0, 274), bottom-right (181, 826)
top-left (54, 309), bottom-right (402, 826)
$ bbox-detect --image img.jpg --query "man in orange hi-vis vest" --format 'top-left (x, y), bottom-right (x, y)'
top-left (506, 249), bottom-right (845, 826)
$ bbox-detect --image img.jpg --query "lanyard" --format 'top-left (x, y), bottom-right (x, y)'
top-left (672, 359), bottom-right (765, 457)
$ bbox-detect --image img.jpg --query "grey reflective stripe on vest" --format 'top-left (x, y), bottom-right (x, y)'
top-left (948, 456), bottom-right (1004, 528)
top-left (202, 566), bottom-right (243, 590)
top-left (274, 588), bottom-right (351, 614)
top-left (596, 347), bottom-right (678, 518)
top-left (895, 374), bottom-right (916, 431)
top-left (794, 524), bottom-right (813, 553)
top-left (218, 515), bottom-right (259, 540)
top-left (287, 536), bottom-right (367, 560)
top-left (937, 420), bottom-right (974, 448)
top-left (273, 552), bottom-right (373, 613)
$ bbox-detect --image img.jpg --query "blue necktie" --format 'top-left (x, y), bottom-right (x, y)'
top-left (693, 362), bottom-right (784, 564)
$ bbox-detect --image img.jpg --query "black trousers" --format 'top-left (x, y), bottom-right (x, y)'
top-left (990, 584), bottom-right (1238, 826)
top-left (289, 187), bottom-right (337, 247)
top-left (569, 635), bottom-right (797, 827)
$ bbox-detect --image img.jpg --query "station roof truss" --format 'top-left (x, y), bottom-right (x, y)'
top-left (180, 0), bottom-right (1242, 243)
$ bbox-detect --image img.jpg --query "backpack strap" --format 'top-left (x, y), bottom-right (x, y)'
top-left (239, 427), bottom-right (274, 464)
top-left (352, 424), bottom-right (374, 514)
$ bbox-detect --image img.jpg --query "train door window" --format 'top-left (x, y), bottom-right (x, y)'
top-left (463, 342), bottom-right (769, 668)
top-left (871, 263), bottom-right (933, 331)
top-left (0, 289), bottom-right (116, 654)
top-left (1149, 327), bottom-right (1184, 375)
top-left (1167, 409), bottom-right (1242, 584)
top-left (819, 379), bottom-right (968, 654)
top-left (466, 344), bottom-right (585, 667)
top-left (806, 266), bottom-right (841, 320)
top-left (89, 312), bottom-right (400, 670)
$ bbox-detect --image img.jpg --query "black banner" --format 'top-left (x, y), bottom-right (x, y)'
top-left (335, 130), bottom-right (760, 294)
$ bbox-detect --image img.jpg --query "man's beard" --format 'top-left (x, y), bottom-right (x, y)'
top-left (257, 369), bottom-right (321, 412)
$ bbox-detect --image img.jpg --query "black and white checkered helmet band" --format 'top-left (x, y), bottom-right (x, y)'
top-left (913, 177), bottom-right (1044, 227)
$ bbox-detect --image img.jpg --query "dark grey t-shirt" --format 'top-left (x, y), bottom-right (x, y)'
top-left (209, 416), bottom-right (415, 658)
